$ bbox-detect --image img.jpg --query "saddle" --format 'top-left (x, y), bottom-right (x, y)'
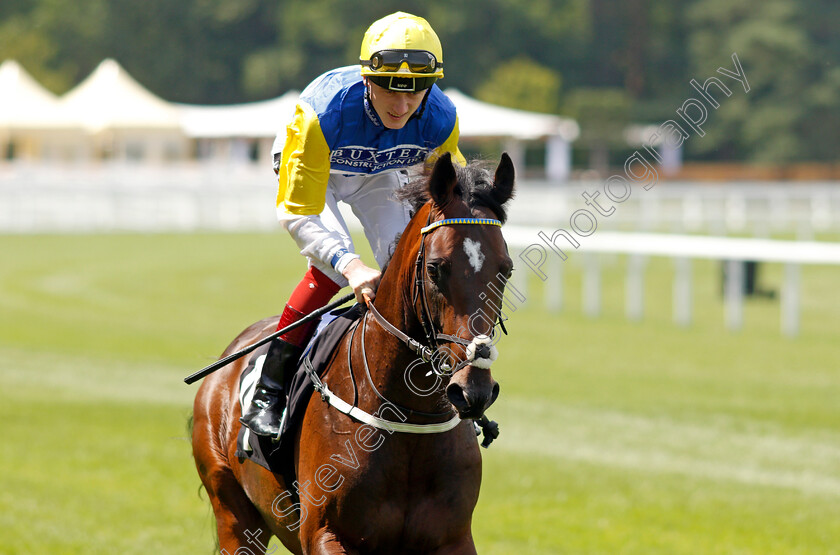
top-left (235, 303), bottom-right (365, 485)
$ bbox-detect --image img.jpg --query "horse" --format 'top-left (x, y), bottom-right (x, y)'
top-left (191, 152), bottom-right (515, 554)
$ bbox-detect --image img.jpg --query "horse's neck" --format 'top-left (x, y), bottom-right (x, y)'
top-left (360, 295), bottom-right (443, 416)
top-left (365, 259), bottom-right (425, 368)
top-left (357, 211), bottom-right (445, 413)
top-left (373, 206), bottom-right (427, 346)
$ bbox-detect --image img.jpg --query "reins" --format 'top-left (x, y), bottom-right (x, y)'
top-left (365, 297), bottom-right (436, 361)
top-left (359, 315), bottom-right (451, 418)
top-left (364, 216), bottom-right (504, 374)
top-left (304, 215), bottom-right (504, 438)
top-left (374, 215), bottom-right (504, 364)
top-left (413, 217), bottom-right (503, 356)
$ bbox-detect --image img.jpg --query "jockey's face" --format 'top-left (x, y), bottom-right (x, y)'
top-left (366, 79), bottom-right (428, 129)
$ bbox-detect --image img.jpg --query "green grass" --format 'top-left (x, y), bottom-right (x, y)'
top-left (1, 232), bottom-right (839, 554)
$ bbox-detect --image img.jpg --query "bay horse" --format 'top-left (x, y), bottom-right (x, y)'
top-left (192, 153), bottom-right (515, 554)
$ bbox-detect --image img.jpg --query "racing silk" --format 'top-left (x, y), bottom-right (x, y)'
top-left (275, 66), bottom-right (465, 216)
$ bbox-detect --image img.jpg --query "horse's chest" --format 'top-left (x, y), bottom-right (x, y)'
top-left (301, 430), bottom-right (482, 551)
top-left (334, 488), bottom-right (477, 552)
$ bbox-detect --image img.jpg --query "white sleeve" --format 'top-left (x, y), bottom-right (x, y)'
top-left (278, 210), bottom-right (360, 273)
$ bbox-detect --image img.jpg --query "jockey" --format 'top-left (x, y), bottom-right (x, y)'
top-left (241, 12), bottom-right (466, 437)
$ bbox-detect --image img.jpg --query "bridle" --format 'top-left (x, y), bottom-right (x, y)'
top-left (365, 214), bottom-right (505, 375)
top-left (304, 213), bottom-right (504, 442)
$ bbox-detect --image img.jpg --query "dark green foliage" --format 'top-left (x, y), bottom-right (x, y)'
top-left (0, 0), bottom-right (836, 160)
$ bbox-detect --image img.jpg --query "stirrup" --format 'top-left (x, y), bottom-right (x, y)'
top-left (240, 387), bottom-right (285, 437)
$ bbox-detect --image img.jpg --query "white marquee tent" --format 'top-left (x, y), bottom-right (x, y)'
top-left (444, 89), bottom-right (579, 180)
top-left (60, 59), bottom-right (186, 161)
top-left (62, 59), bottom-right (182, 132)
top-left (176, 91), bottom-right (300, 165)
top-left (175, 88), bottom-right (579, 142)
top-left (173, 88), bottom-right (581, 178)
top-left (2, 59), bottom-right (581, 177)
top-left (177, 91), bottom-right (300, 139)
top-left (0, 60), bottom-right (84, 161)
top-left (445, 88), bottom-right (579, 142)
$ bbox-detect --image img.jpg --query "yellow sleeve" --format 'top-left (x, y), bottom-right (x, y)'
top-left (426, 116), bottom-right (467, 167)
top-left (276, 102), bottom-right (332, 216)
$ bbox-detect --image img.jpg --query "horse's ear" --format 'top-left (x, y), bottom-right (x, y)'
top-left (492, 152), bottom-right (515, 205)
top-left (428, 152), bottom-right (457, 206)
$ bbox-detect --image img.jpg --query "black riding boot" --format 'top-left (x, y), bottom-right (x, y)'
top-left (240, 338), bottom-right (303, 437)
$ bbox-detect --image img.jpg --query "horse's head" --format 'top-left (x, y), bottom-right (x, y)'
top-left (391, 153), bottom-right (515, 420)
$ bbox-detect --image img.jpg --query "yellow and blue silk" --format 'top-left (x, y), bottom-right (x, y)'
top-left (276, 66), bottom-right (465, 216)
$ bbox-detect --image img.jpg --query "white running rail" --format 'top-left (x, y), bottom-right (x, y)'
top-left (504, 227), bottom-right (840, 337)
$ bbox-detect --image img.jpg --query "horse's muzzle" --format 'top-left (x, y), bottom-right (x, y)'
top-left (446, 367), bottom-right (500, 420)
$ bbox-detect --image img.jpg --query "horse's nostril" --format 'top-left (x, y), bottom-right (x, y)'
top-left (446, 383), bottom-right (470, 412)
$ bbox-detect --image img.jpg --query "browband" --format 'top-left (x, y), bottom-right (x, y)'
top-left (420, 218), bottom-right (502, 235)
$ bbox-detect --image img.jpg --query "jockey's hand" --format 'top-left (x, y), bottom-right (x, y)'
top-left (342, 258), bottom-right (381, 304)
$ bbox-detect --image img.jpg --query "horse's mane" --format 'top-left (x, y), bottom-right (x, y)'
top-left (395, 159), bottom-right (512, 224)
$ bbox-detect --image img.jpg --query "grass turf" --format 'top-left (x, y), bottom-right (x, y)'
top-left (0, 232), bottom-right (838, 554)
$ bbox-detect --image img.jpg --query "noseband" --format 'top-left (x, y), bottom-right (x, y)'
top-left (366, 216), bottom-right (503, 374)
top-left (306, 215), bottom-right (504, 439)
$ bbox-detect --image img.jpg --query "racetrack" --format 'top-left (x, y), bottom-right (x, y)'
top-left (1, 232), bottom-right (838, 554)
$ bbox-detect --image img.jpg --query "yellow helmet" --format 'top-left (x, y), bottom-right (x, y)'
top-left (360, 12), bottom-right (444, 92)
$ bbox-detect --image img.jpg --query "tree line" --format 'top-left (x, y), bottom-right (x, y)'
top-left (2, 0), bottom-right (838, 163)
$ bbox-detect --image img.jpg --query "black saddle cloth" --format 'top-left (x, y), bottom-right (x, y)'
top-left (235, 303), bottom-right (364, 487)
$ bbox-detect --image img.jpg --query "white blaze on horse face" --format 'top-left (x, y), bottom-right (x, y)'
top-left (462, 238), bottom-right (485, 273)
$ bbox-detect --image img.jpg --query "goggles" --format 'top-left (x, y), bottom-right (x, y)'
top-left (360, 49), bottom-right (442, 74)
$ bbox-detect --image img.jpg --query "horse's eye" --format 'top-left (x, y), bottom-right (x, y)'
top-left (426, 262), bottom-right (440, 281)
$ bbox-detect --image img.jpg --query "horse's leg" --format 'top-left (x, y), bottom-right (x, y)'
top-left (203, 466), bottom-right (273, 554)
top-left (195, 434), bottom-right (273, 553)
top-left (193, 372), bottom-right (273, 554)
